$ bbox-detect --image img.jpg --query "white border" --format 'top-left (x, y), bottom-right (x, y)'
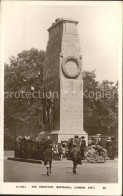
top-left (0, 1), bottom-right (122, 195)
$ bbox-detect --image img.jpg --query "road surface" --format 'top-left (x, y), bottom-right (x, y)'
top-left (4, 151), bottom-right (118, 183)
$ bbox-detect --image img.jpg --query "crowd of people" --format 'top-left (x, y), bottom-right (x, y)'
top-left (13, 134), bottom-right (116, 176)
top-left (13, 136), bottom-right (53, 160)
top-left (13, 135), bottom-right (86, 175)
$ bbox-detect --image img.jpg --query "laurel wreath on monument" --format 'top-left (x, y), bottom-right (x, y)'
top-left (61, 56), bottom-right (81, 79)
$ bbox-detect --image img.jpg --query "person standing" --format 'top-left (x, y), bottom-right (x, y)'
top-left (13, 138), bottom-right (20, 158)
top-left (106, 137), bottom-right (113, 160)
top-left (97, 137), bottom-right (102, 146)
top-left (111, 136), bottom-right (115, 160)
top-left (71, 143), bottom-right (82, 174)
top-left (58, 143), bottom-right (63, 160)
top-left (26, 137), bottom-right (33, 159)
top-left (80, 136), bottom-right (86, 160)
top-left (44, 144), bottom-right (53, 176)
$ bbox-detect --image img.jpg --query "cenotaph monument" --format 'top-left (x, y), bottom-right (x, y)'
top-left (42, 18), bottom-right (88, 143)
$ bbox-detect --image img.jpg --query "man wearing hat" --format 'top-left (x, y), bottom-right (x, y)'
top-left (80, 136), bottom-right (86, 160)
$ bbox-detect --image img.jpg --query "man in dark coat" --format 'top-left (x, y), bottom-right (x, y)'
top-left (80, 136), bottom-right (86, 160)
top-left (71, 143), bottom-right (82, 174)
top-left (13, 138), bottom-right (20, 158)
top-left (106, 137), bottom-right (113, 159)
top-left (44, 144), bottom-right (53, 176)
top-left (111, 136), bottom-right (115, 160)
top-left (25, 137), bottom-right (33, 159)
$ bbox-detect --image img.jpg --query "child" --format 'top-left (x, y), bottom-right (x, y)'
top-left (44, 144), bottom-right (53, 176)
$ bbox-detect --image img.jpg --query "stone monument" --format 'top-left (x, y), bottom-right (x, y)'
top-left (43, 18), bottom-right (88, 143)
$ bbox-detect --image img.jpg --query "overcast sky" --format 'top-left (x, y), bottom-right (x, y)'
top-left (2, 1), bottom-right (122, 81)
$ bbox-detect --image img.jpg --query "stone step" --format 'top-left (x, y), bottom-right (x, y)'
top-left (7, 157), bottom-right (42, 164)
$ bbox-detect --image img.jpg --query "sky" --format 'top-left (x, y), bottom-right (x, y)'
top-left (1, 1), bottom-right (122, 81)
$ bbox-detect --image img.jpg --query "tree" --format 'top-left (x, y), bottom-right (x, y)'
top-left (98, 80), bottom-right (118, 129)
top-left (83, 70), bottom-right (101, 128)
top-left (83, 70), bottom-right (118, 135)
top-left (4, 48), bottom-right (45, 133)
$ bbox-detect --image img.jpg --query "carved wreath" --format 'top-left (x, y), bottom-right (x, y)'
top-left (61, 56), bottom-right (81, 78)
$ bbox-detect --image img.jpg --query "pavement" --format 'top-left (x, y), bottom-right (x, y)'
top-left (4, 151), bottom-right (118, 183)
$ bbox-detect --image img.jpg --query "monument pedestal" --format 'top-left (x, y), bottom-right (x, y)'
top-left (40, 130), bottom-right (88, 145)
